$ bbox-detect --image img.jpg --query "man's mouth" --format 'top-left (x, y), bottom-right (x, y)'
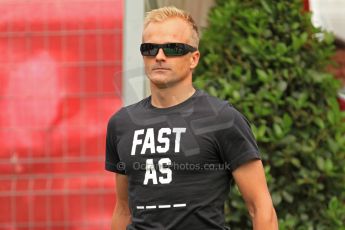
top-left (152, 68), bottom-right (170, 71)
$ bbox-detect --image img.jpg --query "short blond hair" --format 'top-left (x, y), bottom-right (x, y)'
top-left (144, 6), bottom-right (199, 47)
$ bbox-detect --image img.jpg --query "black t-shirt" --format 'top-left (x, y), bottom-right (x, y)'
top-left (105, 89), bottom-right (260, 230)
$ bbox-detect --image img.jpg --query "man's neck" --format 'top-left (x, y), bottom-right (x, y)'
top-left (150, 84), bottom-right (196, 108)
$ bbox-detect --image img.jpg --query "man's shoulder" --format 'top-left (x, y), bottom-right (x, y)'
top-left (195, 90), bottom-right (248, 124)
top-left (108, 96), bottom-right (150, 124)
top-left (195, 89), bottom-right (233, 113)
top-left (123, 96), bottom-right (150, 113)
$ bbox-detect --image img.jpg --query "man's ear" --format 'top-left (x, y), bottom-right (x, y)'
top-left (190, 51), bottom-right (200, 69)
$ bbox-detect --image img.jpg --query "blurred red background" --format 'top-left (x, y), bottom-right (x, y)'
top-left (0, 0), bottom-right (122, 229)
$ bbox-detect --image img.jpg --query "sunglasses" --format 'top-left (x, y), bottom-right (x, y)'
top-left (140, 43), bottom-right (197, 57)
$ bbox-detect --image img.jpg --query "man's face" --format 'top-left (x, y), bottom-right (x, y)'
top-left (142, 18), bottom-right (200, 89)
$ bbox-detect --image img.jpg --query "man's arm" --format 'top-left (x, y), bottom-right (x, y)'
top-left (112, 173), bottom-right (131, 230)
top-left (232, 159), bottom-right (278, 230)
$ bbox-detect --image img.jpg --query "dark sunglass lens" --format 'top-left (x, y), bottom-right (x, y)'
top-left (163, 44), bottom-right (185, 56)
top-left (148, 47), bottom-right (158, 56)
top-left (141, 44), bottom-right (158, 56)
top-left (141, 43), bottom-right (196, 56)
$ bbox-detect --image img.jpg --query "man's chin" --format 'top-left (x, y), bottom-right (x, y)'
top-left (152, 81), bottom-right (172, 89)
top-left (151, 80), bottom-right (176, 89)
top-left (148, 74), bottom-right (172, 88)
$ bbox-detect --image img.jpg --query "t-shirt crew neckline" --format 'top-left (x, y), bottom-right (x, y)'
top-left (146, 89), bottom-right (201, 113)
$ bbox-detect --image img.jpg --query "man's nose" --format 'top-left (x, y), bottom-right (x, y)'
top-left (155, 48), bottom-right (167, 61)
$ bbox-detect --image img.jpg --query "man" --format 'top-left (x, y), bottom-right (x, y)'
top-left (105, 6), bottom-right (278, 230)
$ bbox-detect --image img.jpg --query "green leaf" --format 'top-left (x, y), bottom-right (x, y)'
top-left (316, 156), bottom-right (325, 171)
top-left (272, 193), bottom-right (282, 205)
top-left (291, 158), bottom-right (301, 167)
top-left (260, 0), bottom-right (272, 13)
top-left (314, 117), bottom-right (325, 129)
top-left (256, 69), bottom-right (269, 83)
top-left (283, 113), bottom-right (293, 130)
top-left (282, 191), bottom-right (294, 203)
top-left (277, 80), bottom-right (288, 92)
top-left (273, 123), bottom-right (283, 138)
top-left (324, 159), bottom-right (334, 174)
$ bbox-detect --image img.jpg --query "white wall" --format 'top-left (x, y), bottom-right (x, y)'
top-left (310, 0), bottom-right (345, 42)
top-left (123, 0), bottom-right (145, 105)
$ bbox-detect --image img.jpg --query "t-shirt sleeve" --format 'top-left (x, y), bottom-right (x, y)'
top-left (215, 105), bottom-right (260, 172)
top-left (105, 115), bottom-right (127, 175)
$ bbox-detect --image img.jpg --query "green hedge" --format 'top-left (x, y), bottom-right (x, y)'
top-left (194, 0), bottom-right (345, 229)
